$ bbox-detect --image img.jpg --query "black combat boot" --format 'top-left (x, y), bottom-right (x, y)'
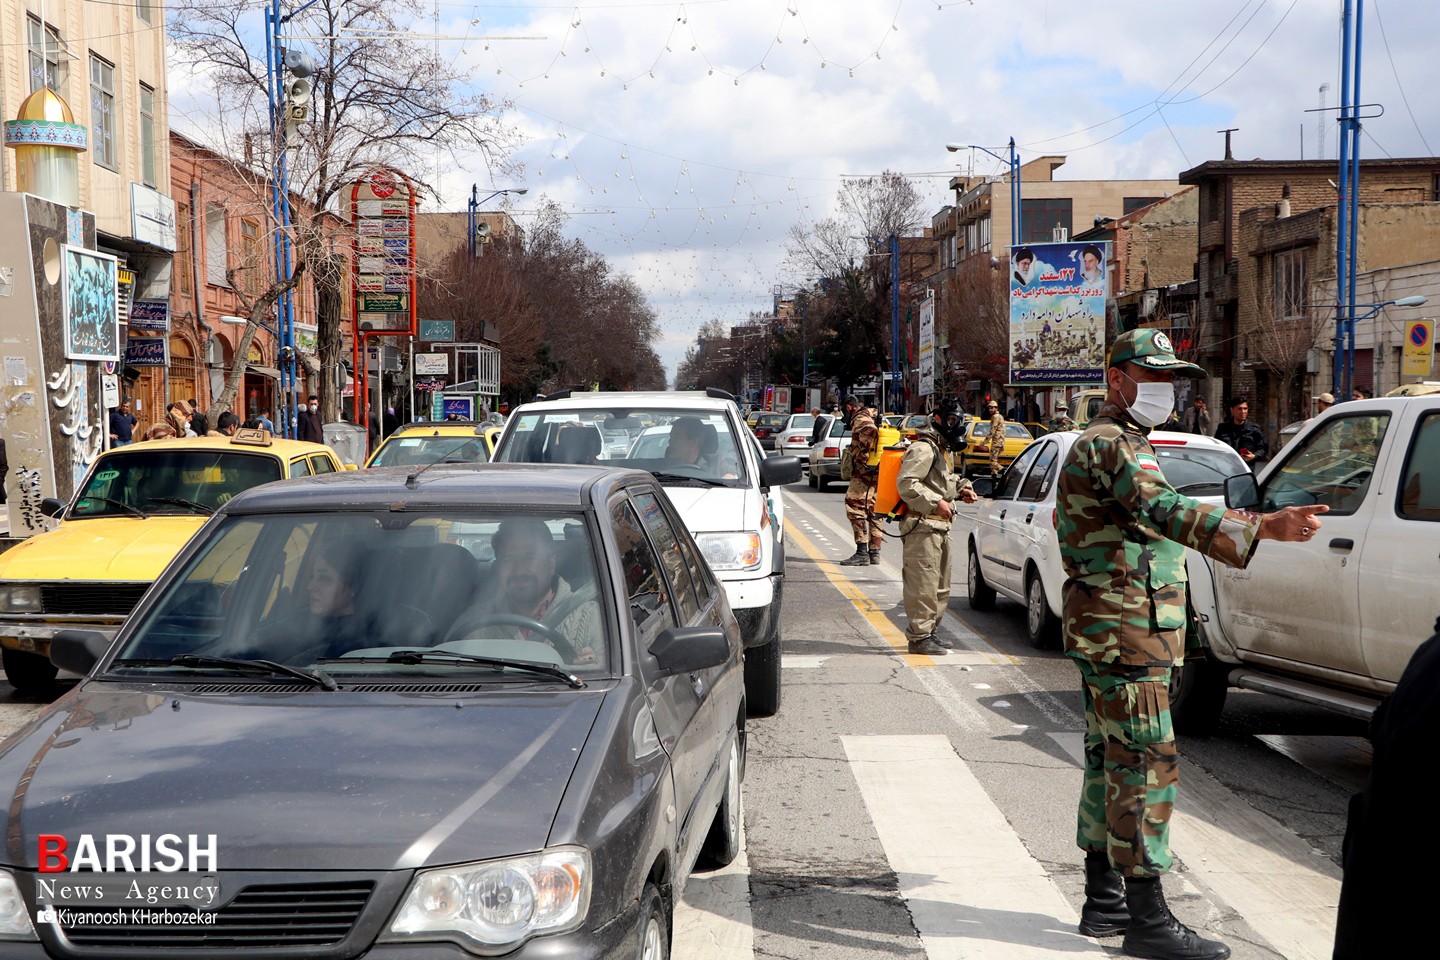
top-left (839, 544), bottom-right (870, 566)
top-left (1078, 851), bottom-right (1128, 937)
top-left (868, 548), bottom-right (881, 564)
top-left (1122, 876), bottom-right (1230, 960)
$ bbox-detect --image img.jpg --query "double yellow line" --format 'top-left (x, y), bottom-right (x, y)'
top-left (783, 518), bottom-right (942, 666)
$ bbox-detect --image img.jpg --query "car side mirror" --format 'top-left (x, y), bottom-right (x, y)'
top-left (759, 455), bottom-right (803, 487)
top-left (40, 497), bottom-right (67, 518)
top-left (970, 476), bottom-right (997, 498)
top-left (51, 629), bottom-right (112, 676)
top-left (1224, 473), bottom-right (1260, 510)
top-left (648, 626), bottom-right (731, 676)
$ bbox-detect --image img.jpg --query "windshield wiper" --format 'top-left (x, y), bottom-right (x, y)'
top-left (85, 496), bottom-right (148, 519)
top-left (148, 654), bottom-right (338, 690)
top-left (648, 471), bottom-right (732, 488)
top-left (317, 649), bottom-right (585, 689)
top-left (1173, 482), bottom-right (1221, 495)
top-left (146, 496), bottom-right (215, 515)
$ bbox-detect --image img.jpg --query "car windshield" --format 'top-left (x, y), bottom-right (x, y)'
top-left (370, 434), bottom-right (487, 466)
top-left (71, 450), bottom-right (283, 517)
top-left (786, 415), bottom-right (815, 432)
top-left (755, 414), bottom-right (786, 429)
top-left (108, 509), bottom-right (610, 679)
top-left (496, 408), bottom-right (749, 486)
top-left (1150, 443), bottom-right (1247, 497)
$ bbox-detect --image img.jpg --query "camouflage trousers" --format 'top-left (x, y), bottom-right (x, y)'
top-left (1073, 658), bottom-right (1177, 878)
top-left (844, 474), bottom-right (883, 549)
top-left (989, 446), bottom-right (1004, 476)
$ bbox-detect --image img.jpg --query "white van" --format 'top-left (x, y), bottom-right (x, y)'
top-left (492, 390), bottom-right (803, 716)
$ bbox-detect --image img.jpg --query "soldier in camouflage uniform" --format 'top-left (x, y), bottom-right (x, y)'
top-left (1058, 329), bottom-right (1327, 960)
top-left (839, 395), bottom-right (883, 566)
top-left (986, 401), bottom-right (1006, 476)
top-left (895, 400), bottom-right (977, 656)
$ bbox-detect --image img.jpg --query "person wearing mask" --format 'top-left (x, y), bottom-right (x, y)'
top-left (895, 399), bottom-right (977, 656)
top-left (109, 399), bottom-right (138, 448)
top-left (297, 395), bottom-right (324, 443)
top-left (1058, 330), bottom-right (1325, 960)
top-left (165, 401), bottom-right (197, 438)
top-left (838, 395), bottom-right (883, 566)
top-left (1214, 396), bottom-right (1268, 469)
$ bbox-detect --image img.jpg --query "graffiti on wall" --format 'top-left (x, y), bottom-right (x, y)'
top-left (47, 362), bottom-right (101, 489)
top-left (12, 465), bottom-right (48, 537)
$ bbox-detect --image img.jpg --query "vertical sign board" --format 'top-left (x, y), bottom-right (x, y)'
top-left (1403, 320), bottom-right (1434, 378)
top-left (1008, 241), bottom-right (1110, 385)
top-left (349, 168), bottom-right (418, 442)
top-left (917, 294), bottom-right (936, 398)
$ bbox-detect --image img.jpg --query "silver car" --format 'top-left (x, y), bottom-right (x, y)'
top-left (771, 413), bottom-right (817, 459)
top-left (806, 416), bottom-right (851, 491)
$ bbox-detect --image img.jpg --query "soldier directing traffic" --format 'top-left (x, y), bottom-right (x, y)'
top-left (838, 395), bottom-right (884, 566)
top-left (1058, 329), bottom-right (1326, 960)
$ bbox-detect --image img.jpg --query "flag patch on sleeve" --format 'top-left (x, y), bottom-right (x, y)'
top-left (1136, 453), bottom-right (1162, 472)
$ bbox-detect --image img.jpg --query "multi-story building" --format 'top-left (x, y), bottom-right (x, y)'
top-left (2, 0), bottom-right (175, 312)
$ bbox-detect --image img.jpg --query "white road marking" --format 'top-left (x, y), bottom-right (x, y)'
top-left (673, 823), bottom-right (754, 960)
top-left (783, 655), bottom-right (833, 669)
top-left (844, 734), bottom-right (1105, 958)
top-left (1048, 731), bottom-right (1342, 960)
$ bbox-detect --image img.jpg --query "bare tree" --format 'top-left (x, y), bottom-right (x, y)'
top-left (1244, 259), bottom-right (1327, 426)
top-left (941, 255), bottom-right (1011, 398)
top-left (168, 0), bottom-right (516, 420)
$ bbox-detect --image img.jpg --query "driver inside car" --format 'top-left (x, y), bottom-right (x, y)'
top-left (446, 518), bottom-right (600, 663)
top-left (666, 416), bottom-right (737, 479)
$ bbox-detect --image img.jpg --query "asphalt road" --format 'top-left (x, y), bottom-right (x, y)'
top-left (0, 479), bottom-right (1368, 959)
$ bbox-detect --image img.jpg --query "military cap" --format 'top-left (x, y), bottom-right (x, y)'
top-left (1108, 329), bottom-right (1206, 377)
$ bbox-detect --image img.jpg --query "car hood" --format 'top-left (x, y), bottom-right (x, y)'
top-left (0, 685), bottom-right (605, 871)
top-left (657, 485), bottom-right (754, 534)
top-left (0, 517), bottom-right (207, 582)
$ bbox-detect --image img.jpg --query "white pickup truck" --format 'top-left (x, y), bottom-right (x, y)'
top-left (1175, 393), bottom-right (1440, 732)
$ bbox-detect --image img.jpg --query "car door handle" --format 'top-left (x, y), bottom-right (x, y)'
top-left (1328, 538), bottom-right (1354, 551)
top-left (1023, 512), bottom-right (1034, 524)
top-left (690, 674), bottom-right (705, 697)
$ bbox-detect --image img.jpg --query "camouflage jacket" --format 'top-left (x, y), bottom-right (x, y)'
top-left (897, 427), bottom-right (972, 531)
top-left (849, 409), bottom-right (880, 478)
top-left (1057, 402), bottom-right (1262, 665)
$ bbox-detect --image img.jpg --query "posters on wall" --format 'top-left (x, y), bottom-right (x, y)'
top-left (61, 246), bottom-right (120, 361)
top-left (917, 294), bottom-right (935, 398)
top-left (1008, 241), bottom-right (1110, 384)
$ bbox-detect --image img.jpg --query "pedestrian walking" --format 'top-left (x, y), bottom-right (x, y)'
top-left (297, 395), bottom-right (324, 443)
top-left (109, 399), bottom-right (137, 447)
top-left (256, 408), bottom-right (276, 434)
top-left (838, 395), bottom-right (883, 566)
top-left (985, 400), bottom-right (1006, 476)
top-left (1058, 329), bottom-right (1327, 960)
top-left (1213, 395), bottom-right (1268, 468)
top-left (895, 400), bottom-right (977, 656)
top-left (1183, 397), bottom-right (1211, 436)
top-left (1332, 612), bottom-right (1440, 960)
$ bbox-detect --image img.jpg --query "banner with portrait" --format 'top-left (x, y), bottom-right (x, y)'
top-left (61, 246), bottom-right (121, 361)
top-left (1008, 240), bottom-right (1110, 384)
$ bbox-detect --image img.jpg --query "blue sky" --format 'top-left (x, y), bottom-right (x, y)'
top-left (174, 1), bottom-right (1440, 384)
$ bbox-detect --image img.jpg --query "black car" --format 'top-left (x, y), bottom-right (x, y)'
top-left (0, 464), bottom-right (744, 960)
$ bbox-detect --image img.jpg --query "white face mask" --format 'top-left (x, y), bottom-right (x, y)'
top-left (309, 403), bottom-right (318, 413)
top-left (1121, 372), bottom-right (1176, 428)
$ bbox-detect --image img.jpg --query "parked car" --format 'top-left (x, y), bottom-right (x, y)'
top-left (807, 416), bottom-right (852, 491)
top-left (771, 413), bottom-right (817, 460)
top-left (751, 412), bottom-right (788, 450)
top-left (493, 389), bottom-right (802, 716)
top-left (966, 430), bottom-right (1246, 650)
top-left (3, 463), bottom-right (744, 957)
top-left (956, 419), bottom-right (1035, 477)
top-left (0, 433), bottom-right (348, 693)
top-left (1180, 394), bottom-right (1440, 732)
top-left (365, 420), bottom-right (492, 467)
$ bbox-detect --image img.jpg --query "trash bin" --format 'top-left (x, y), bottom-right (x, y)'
top-left (322, 422), bottom-right (368, 466)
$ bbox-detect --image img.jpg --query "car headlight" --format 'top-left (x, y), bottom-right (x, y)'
top-left (0, 871), bottom-right (39, 941)
top-left (695, 532), bottom-right (764, 572)
top-left (0, 585), bottom-right (42, 614)
top-left (382, 847), bottom-right (590, 952)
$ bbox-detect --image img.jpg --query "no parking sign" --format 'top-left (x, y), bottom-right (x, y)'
top-left (1403, 320), bottom-right (1434, 377)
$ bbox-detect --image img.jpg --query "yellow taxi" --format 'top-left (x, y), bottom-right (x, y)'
top-left (957, 418), bottom-right (1035, 477)
top-left (0, 431), bottom-right (348, 693)
top-left (365, 420), bottom-right (493, 467)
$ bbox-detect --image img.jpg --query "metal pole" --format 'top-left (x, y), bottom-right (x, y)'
top-left (1009, 137), bottom-right (1020, 247)
top-left (467, 184), bottom-right (477, 259)
top-left (1334, 0), bottom-right (1355, 399)
top-left (1345, 0), bottom-right (1365, 397)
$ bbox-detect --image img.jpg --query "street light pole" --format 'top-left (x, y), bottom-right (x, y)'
top-left (946, 139), bottom-right (1021, 247)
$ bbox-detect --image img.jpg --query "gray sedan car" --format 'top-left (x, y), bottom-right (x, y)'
top-left (0, 464), bottom-right (744, 960)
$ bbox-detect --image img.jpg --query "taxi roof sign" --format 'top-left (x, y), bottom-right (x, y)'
top-left (230, 428), bottom-right (275, 447)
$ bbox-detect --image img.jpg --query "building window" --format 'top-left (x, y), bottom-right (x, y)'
top-left (1021, 198), bottom-right (1073, 244)
top-left (205, 205), bottom-right (228, 287)
top-left (176, 202), bottom-right (193, 296)
top-left (27, 17), bottom-right (66, 95)
top-left (89, 54), bottom-right (117, 170)
top-left (240, 219), bottom-right (262, 295)
top-left (1124, 197), bottom-right (1164, 216)
top-left (139, 84), bottom-right (157, 186)
top-left (1205, 181), bottom-right (1223, 222)
top-left (1274, 249), bottom-right (1308, 322)
top-left (136, 0), bottom-right (154, 25)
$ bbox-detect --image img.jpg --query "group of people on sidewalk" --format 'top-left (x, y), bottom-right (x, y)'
top-left (106, 396), bottom-right (324, 446)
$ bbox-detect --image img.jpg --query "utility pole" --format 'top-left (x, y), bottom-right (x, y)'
top-left (1334, 0), bottom-right (1365, 398)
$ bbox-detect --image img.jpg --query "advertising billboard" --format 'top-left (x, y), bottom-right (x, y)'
top-left (1008, 241), bottom-right (1110, 384)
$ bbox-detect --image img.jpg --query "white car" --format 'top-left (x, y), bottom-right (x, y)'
top-left (806, 416), bottom-right (851, 490)
top-left (965, 430), bottom-right (1246, 650)
top-left (493, 389), bottom-right (803, 717)
top-left (771, 413), bottom-right (818, 460)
